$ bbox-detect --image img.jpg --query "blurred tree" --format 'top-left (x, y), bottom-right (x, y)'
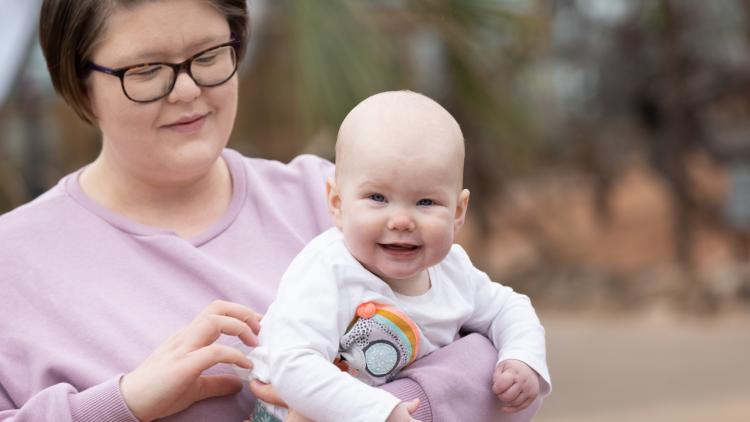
top-left (552, 0), bottom-right (750, 266)
top-left (234, 0), bottom-right (551, 248)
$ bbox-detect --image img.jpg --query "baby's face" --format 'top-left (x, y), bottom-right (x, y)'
top-left (330, 97), bottom-right (468, 287)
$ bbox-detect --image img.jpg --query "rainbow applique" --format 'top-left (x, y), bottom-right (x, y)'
top-left (336, 302), bottom-right (422, 385)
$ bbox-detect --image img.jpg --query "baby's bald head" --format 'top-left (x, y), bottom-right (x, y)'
top-left (335, 90), bottom-right (465, 189)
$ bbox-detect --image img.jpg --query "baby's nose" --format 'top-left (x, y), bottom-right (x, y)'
top-left (387, 214), bottom-right (416, 231)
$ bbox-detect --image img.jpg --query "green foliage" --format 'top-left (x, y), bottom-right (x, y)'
top-left (239, 0), bottom-right (550, 183)
top-left (290, 1), bottom-right (394, 136)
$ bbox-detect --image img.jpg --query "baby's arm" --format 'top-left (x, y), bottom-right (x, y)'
top-left (260, 336), bottom-right (507, 422)
top-left (269, 337), bottom-right (405, 421)
top-left (251, 378), bottom-right (421, 422)
top-left (451, 246), bottom-right (551, 403)
top-left (256, 241), bottom-right (408, 421)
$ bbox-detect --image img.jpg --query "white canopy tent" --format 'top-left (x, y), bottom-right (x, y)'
top-left (0, 0), bottom-right (42, 107)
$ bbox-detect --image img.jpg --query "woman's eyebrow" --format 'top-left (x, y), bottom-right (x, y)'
top-left (120, 34), bottom-right (230, 64)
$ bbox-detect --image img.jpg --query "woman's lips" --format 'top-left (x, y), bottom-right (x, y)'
top-left (163, 114), bottom-right (207, 133)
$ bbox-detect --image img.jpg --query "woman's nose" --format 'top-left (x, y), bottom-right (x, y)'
top-left (167, 72), bottom-right (201, 103)
top-left (387, 213), bottom-right (416, 231)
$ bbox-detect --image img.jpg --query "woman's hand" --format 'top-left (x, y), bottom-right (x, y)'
top-left (249, 380), bottom-right (287, 408)
top-left (285, 409), bottom-right (316, 422)
top-left (120, 300), bottom-right (261, 422)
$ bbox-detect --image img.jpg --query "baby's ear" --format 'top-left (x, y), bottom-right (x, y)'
top-left (326, 177), bottom-right (344, 229)
top-left (454, 189), bottom-right (470, 233)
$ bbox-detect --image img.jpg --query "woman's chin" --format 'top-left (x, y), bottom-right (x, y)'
top-left (145, 144), bottom-right (224, 183)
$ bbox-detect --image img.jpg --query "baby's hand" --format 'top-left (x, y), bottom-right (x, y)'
top-left (385, 399), bottom-right (422, 422)
top-left (492, 359), bottom-right (540, 413)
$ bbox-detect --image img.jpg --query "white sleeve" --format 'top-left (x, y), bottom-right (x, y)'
top-left (258, 244), bottom-right (401, 422)
top-left (453, 246), bottom-right (552, 396)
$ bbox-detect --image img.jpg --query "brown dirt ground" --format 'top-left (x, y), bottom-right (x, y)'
top-left (534, 310), bottom-right (750, 422)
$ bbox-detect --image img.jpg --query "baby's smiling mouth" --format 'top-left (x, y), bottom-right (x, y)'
top-left (379, 243), bottom-right (421, 252)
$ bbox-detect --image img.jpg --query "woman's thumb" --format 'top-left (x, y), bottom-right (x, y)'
top-left (194, 374), bottom-right (243, 401)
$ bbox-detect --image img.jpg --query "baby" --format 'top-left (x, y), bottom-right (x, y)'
top-left (247, 91), bottom-right (551, 422)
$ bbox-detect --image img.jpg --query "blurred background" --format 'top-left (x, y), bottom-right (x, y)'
top-left (2, 0), bottom-right (749, 420)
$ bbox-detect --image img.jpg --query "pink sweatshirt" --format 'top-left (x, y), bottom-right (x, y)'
top-left (0, 149), bottom-right (537, 422)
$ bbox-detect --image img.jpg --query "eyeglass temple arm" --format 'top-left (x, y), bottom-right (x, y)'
top-left (88, 62), bottom-right (119, 75)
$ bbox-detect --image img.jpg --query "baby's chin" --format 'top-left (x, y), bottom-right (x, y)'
top-left (364, 263), bottom-right (420, 280)
top-left (373, 267), bottom-right (431, 290)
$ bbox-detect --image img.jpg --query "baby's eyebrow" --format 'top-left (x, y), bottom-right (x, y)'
top-left (357, 180), bottom-right (387, 190)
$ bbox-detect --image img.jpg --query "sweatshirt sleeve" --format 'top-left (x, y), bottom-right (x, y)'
top-left (0, 376), bottom-right (138, 422)
top-left (383, 333), bottom-right (543, 422)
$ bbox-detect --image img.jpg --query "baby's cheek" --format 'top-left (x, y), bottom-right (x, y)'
top-left (427, 224), bottom-right (455, 257)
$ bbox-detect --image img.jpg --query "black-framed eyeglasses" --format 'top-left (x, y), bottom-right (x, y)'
top-left (87, 39), bottom-right (240, 103)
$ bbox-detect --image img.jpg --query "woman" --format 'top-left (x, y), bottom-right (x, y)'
top-left (0, 0), bottom-right (541, 421)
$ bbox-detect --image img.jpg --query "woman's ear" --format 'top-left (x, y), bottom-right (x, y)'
top-left (326, 177), bottom-right (344, 229)
top-left (454, 189), bottom-right (470, 233)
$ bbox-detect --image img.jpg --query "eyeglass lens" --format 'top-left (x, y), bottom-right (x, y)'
top-left (122, 45), bottom-right (237, 102)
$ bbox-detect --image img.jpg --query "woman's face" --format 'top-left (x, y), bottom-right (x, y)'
top-left (87, 0), bottom-right (238, 185)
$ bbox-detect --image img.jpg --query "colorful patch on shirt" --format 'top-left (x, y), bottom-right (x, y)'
top-left (337, 302), bottom-right (422, 385)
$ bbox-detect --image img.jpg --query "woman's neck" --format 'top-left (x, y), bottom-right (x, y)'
top-left (79, 152), bottom-right (233, 239)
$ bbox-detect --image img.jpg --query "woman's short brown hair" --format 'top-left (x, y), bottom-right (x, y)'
top-left (39, 0), bottom-right (249, 124)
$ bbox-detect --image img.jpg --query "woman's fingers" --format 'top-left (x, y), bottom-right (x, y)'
top-left (285, 410), bottom-right (316, 422)
top-left (119, 302), bottom-right (261, 422)
top-left (249, 380), bottom-right (287, 407)
top-left (188, 343), bottom-right (253, 370)
top-left (186, 300), bottom-right (261, 347)
top-left (199, 300), bottom-right (262, 332)
top-left (185, 311), bottom-right (260, 348)
top-left (193, 374), bottom-right (245, 402)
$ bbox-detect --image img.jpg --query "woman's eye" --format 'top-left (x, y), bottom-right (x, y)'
top-left (194, 53), bottom-right (218, 65)
top-left (369, 194), bottom-right (386, 202)
top-left (417, 199), bottom-right (434, 206)
top-left (127, 65), bottom-right (162, 79)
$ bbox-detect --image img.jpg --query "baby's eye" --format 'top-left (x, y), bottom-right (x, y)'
top-left (417, 198), bottom-right (434, 206)
top-left (369, 193), bottom-right (386, 202)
